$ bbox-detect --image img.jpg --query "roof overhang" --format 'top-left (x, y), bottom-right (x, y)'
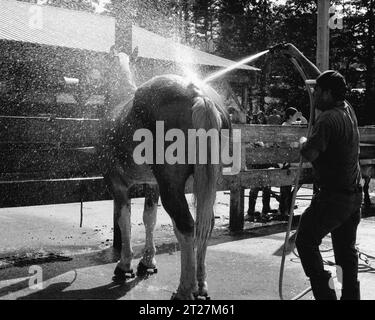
top-left (0, 0), bottom-right (115, 52)
top-left (0, 1), bottom-right (260, 72)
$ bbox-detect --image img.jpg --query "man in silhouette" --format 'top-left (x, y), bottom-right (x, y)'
top-left (278, 44), bottom-right (362, 300)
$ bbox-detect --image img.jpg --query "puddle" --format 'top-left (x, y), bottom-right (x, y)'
top-left (0, 252), bottom-right (72, 269)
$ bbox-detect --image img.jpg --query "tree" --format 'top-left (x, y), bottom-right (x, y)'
top-left (363, 0), bottom-right (375, 124)
top-left (329, 0), bottom-right (375, 124)
top-left (17, 0), bottom-right (375, 123)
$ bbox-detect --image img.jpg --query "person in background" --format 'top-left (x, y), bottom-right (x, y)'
top-left (228, 105), bottom-right (247, 124)
top-left (267, 108), bottom-right (283, 125)
top-left (246, 110), bottom-right (273, 222)
top-left (255, 110), bottom-right (267, 125)
top-left (277, 107), bottom-right (308, 220)
top-left (282, 107), bottom-right (308, 126)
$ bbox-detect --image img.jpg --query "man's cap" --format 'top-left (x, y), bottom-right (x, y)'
top-left (316, 70), bottom-right (347, 99)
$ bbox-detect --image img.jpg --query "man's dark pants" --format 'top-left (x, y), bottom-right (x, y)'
top-left (295, 188), bottom-right (362, 299)
top-left (248, 187), bottom-right (271, 214)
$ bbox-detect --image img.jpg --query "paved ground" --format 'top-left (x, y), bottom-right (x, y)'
top-left (0, 188), bottom-right (375, 300)
top-left (0, 189), bottom-right (310, 258)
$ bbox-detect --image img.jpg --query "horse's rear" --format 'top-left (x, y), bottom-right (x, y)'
top-left (102, 72), bottom-right (230, 299)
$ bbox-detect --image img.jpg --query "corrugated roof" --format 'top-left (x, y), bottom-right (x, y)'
top-left (132, 25), bottom-right (260, 71)
top-left (0, 1), bottom-right (259, 71)
top-left (0, 0), bottom-right (115, 52)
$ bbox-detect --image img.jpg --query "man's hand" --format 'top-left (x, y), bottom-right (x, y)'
top-left (269, 43), bottom-right (302, 59)
top-left (299, 136), bottom-right (307, 149)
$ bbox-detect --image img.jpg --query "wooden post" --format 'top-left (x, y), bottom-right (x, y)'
top-left (242, 85), bottom-right (249, 113)
top-left (113, 199), bottom-right (122, 250)
top-left (229, 186), bottom-right (245, 232)
top-left (224, 80), bottom-right (243, 112)
top-left (317, 0), bottom-right (330, 71)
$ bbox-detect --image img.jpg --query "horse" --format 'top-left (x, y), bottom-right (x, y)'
top-left (98, 48), bottom-right (231, 300)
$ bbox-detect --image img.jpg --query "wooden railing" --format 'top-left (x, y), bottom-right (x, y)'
top-left (1, 117), bottom-right (375, 235)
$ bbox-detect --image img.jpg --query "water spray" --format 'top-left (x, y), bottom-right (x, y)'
top-left (203, 50), bottom-right (269, 83)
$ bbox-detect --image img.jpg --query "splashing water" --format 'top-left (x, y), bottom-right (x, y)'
top-left (203, 50), bottom-right (269, 83)
top-left (182, 64), bottom-right (203, 86)
top-left (180, 50), bottom-right (270, 109)
top-left (181, 63), bottom-right (226, 109)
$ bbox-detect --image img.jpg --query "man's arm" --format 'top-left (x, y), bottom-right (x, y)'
top-left (274, 43), bottom-right (322, 80)
top-left (299, 115), bottom-right (332, 162)
top-left (300, 142), bottom-right (320, 162)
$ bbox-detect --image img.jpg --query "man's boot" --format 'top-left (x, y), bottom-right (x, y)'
top-left (262, 187), bottom-right (272, 214)
top-left (310, 271), bottom-right (337, 300)
top-left (341, 281), bottom-right (360, 300)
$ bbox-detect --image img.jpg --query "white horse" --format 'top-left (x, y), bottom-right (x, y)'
top-left (99, 48), bottom-right (230, 300)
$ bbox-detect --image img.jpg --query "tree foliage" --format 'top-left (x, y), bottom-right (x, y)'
top-left (18, 0), bottom-right (375, 123)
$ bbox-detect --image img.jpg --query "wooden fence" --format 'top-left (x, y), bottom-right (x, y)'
top-left (1, 116), bottom-right (375, 240)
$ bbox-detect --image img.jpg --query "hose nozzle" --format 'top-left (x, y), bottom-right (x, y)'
top-left (268, 43), bottom-right (288, 54)
top-left (305, 79), bottom-right (317, 86)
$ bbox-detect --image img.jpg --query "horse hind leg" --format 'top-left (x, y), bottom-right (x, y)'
top-left (157, 181), bottom-right (197, 300)
top-left (109, 176), bottom-right (135, 281)
top-left (171, 219), bottom-right (196, 300)
top-left (137, 184), bottom-right (159, 277)
top-left (195, 214), bottom-right (215, 300)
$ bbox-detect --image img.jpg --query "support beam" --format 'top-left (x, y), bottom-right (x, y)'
top-left (229, 186), bottom-right (245, 232)
top-left (113, 200), bottom-right (122, 250)
top-left (242, 85), bottom-right (249, 113)
top-left (223, 80), bottom-right (244, 112)
top-left (317, 0), bottom-right (330, 71)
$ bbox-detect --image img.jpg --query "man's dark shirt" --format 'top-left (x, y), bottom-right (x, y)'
top-left (301, 102), bottom-right (361, 192)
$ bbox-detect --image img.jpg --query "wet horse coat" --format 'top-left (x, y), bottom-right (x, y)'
top-left (100, 52), bottom-right (230, 299)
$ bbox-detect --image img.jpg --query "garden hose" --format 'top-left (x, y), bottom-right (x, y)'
top-left (278, 57), bottom-right (316, 300)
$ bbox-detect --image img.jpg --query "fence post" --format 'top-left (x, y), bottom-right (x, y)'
top-left (229, 186), bottom-right (245, 232)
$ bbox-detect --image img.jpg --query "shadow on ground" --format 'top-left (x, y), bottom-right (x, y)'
top-left (0, 221), bottom-right (293, 299)
top-left (16, 277), bottom-right (145, 300)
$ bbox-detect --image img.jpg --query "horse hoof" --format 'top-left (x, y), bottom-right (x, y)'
top-left (194, 292), bottom-right (211, 300)
top-left (171, 292), bottom-right (194, 300)
top-left (112, 266), bottom-right (135, 282)
top-left (136, 261), bottom-right (158, 277)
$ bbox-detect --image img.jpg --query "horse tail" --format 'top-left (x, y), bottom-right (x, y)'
top-left (191, 94), bottom-right (223, 249)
